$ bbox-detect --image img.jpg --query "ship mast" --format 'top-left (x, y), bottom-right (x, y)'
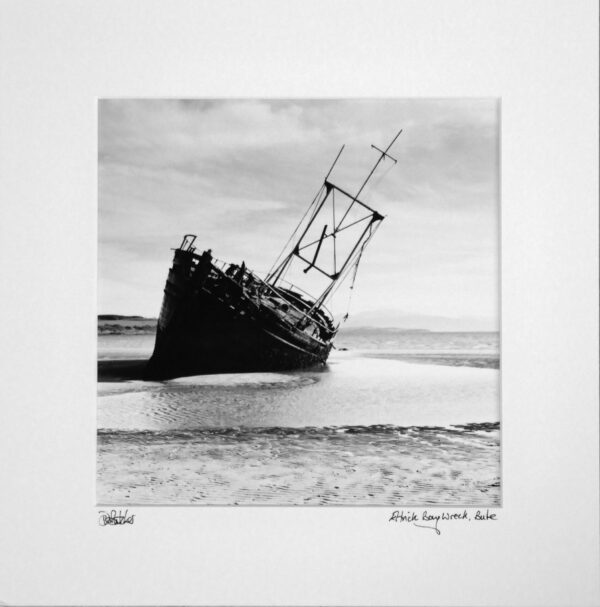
top-left (266, 130), bottom-right (402, 314)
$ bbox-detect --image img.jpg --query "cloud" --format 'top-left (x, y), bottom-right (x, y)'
top-left (98, 98), bottom-right (499, 326)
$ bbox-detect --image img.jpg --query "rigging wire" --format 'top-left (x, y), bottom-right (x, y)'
top-left (266, 135), bottom-right (396, 322)
top-left (324, 221), bottom-right (382, 319)
top-left (357, 158), bottom-right (396, 207)
top-left (332, 188), bottom-right (337, 274)
top-left (266, 183), bottom-right (326, 278)
top-left (267, 144), bottom-right (345, 280)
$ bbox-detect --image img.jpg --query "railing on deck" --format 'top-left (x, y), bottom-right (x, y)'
top-left (209, 256), bottom-right (335, 338)
top-left (172, 242), bottom-right (335, 339)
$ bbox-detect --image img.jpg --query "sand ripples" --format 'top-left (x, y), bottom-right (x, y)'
top-left (97, 347), bottom-right (500, 506)
top-left (97, 423), bottom-right (500, 506)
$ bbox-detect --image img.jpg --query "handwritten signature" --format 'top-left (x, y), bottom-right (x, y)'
top-left (98, 509), bottom-right (135, 526)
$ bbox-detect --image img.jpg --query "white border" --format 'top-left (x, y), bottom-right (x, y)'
top-left (0, 1), bottom-right (598, 605)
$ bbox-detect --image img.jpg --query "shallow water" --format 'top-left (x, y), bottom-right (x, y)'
top-left (97, 330), bottom-right (501, 506)
top-left (98, 354), bottom-right (497, 431)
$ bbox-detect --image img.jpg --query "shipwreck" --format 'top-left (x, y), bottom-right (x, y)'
top-left (146, 131), bottom-right (401, 379)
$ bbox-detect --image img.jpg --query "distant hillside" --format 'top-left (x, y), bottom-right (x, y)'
top-left (98, 316), bottom-right (157, 335)
top-left (98, 314), bottom-right (153, 321)
top-left (338, 326), bottom-right (431, 334)
top-left (344, 310), bottom-right (498, 332)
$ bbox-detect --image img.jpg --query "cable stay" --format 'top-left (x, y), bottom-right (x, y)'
top-left (265, 130), bottom-right (402, 322)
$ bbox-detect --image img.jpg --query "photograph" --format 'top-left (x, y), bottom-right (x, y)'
top-left (2, 1), bottom-right (598, 605)
top-left (97, 98), bottom-right (501, 506)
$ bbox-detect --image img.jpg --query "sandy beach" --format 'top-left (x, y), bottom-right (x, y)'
top-left (97, 329), bottom-right (500, 507)
top-left (97, 422), bottom-right (499, 506)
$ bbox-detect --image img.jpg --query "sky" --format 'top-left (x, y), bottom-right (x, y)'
top-left (98, 99), bottom-right (499, 330)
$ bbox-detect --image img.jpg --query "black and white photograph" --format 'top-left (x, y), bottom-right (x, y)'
top-left (2, 1), bottom-right (598, 605)
top-left (97, 98), bottom-right (500, 506)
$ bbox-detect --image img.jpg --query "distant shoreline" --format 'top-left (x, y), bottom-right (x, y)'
top-left (97, 315), bottom-right (498, 336)
top-left (98, 315), bottom-right (157, 321)
top-left (98, 317), bottom-right (157, 335)
top-left (98, 321), bottom-right (498, 337)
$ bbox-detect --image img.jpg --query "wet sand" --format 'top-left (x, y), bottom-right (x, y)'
top-left (97, 423), bottom-right (500, 506)
top-left (97, 332), bottom-right (500, 506)
top-left (363, 352), bottom-right (500, 369)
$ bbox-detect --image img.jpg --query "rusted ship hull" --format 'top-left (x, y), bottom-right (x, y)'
top-left (146, 248), bottom-right (333, 379)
